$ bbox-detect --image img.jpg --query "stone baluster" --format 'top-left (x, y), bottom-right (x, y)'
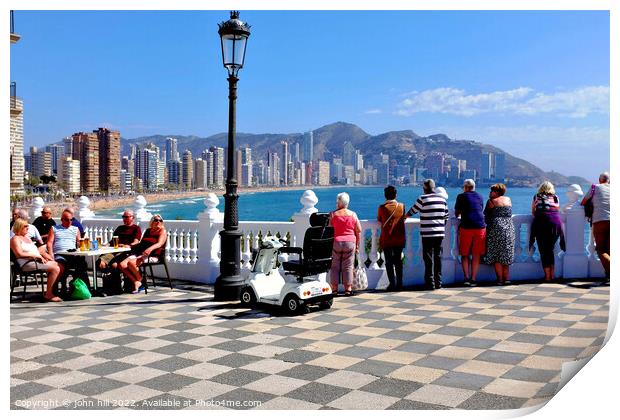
top-left (369, 226), bottom-right (380, 269)
top-left (170, 229), bottom-right (179, 262)
top-left (78, 196), bottom-right (95, 221)
top-left (190, 229), bottom-right (198, 263)
top-left (31, 197), bottom-right (44, 219)
top-left (560, 187), bottom-right (590, 278)
top-left (404, 222), bottom-right (415, 266)
top-left (290, 190), bottom-right (319, 248)
top-left (165, 233), bottom-right (171, 261)
top-left (242, 232), bottom-right (252, 269)
top-left (197, 193), bottom-right (224, 283)
top-left (524, 217), bottom-right (535, 262)
top-left (358, 225), bottom-right (368, 267)
top-left (513, 218), bottom-right (523, 263)
top-left (133, 195), bottom-right (152, 223)
top-left (181, 230), bottom-right (191, 263)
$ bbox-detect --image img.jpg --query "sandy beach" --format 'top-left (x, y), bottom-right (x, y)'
top-left (26, 185), bottom-right (335, 217)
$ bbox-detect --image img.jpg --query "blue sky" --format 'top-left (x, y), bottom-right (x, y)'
top-left (9, 10), bottom-right (610, 181)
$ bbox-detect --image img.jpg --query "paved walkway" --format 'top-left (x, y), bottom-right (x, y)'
top-left (10, 280), bottom-right (608, 410)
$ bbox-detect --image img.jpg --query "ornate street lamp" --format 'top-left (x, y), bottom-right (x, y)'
top-left (214, 11), bottom-right (251, 301)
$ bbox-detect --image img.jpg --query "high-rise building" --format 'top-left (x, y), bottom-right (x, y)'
top-left (46, 144), bottom-right (64, 175)
top-left (494, 153), bottom-right (506, 181)
top-left (302, 131), bottom-right (313, 163)
top-left (293, 143), bottom-right (300, 163)
top-left (378, 162), bottom-right (390, 185)
top-left (354, 150), bottom-right (364, 172)
top-left (194, 158), bottom-right (207, 189)
top-left (119, 169), bottom-right (132, 192)
top-left (210, 146), bottom-right (225, 187)
top-left (71, 132), bottom-right (99, 193)
top-left (267, 151), bottom-right (279, 186)
top-left (281, 141), bottom-right (289, 185)
top-left (167, 160), bottom-right (181, 186)
top-left (29, 147), bottom-right (52, 178)
top-left (235, 149), bottom-right (243, 184)
top-left (182, 150), bottom-right (193, 189)
top-left (165, 137), bottom-right (179, 163)
top-left (58, 156), bottom-right (80, 194)
top-left (480, 152), bottom-right (492, 181)
top-left (96, 128), bottom-right (121, 193)
top-left (135, 144), bottom-right (158, 190)
top-left (318, 161), bottom-right (330, 186)
top-left (202, 150), bottom-right (214, 187)
top-left (63, 137), bottom-right (73, 158)
top-left (10, 15), bottom-right (25, 195)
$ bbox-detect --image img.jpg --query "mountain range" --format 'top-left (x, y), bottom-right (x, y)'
top-left (122, 122), bottom-right (588, 187)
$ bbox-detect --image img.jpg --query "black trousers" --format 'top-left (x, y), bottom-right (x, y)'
top-left (383, 246), bottom-right (404, 288)
top-left (422, 237), bottom-right (443, 286)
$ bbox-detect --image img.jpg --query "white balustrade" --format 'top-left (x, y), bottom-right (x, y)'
top-left (74, 189), bottom-right (604, 286)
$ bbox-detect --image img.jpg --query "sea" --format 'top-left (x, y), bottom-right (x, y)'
top-left (94, 185), bottom-right (583, 221)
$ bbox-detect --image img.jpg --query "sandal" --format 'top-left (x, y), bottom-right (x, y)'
top-left (344, 291), bottom-right (354, 297)
top-left (131, 282), bottom-right (143, 294)
top-left (44, 295), bottom-right (62, 302)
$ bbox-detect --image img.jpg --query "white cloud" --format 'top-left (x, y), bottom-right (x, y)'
top-left (396, 86), bottom-right (609, 118)
top-left (422, 124), bottom-right (609, 181)
top-left (364, 109), bottom-right (383, 115)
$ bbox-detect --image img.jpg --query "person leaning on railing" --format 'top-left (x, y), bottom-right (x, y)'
top-left (529, 181), bottom-right (565, 282)
top-left (581, 171), bottom-right (610, 282)
top-left (118, 214), bottom-right (167, 294)
top-left (11, 218), bottom-right (62, 302)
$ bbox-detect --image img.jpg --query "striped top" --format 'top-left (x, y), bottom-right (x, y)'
top-left (407, 193), bottom-right (449, 237)
top-left (52, 224), bottom-right (79, 254)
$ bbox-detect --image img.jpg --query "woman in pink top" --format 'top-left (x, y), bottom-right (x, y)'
top-left (329, 192), bottom-right (362, 296)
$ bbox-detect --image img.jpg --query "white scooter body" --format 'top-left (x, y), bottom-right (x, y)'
top-left (240, 236), bottom-right (333, 313)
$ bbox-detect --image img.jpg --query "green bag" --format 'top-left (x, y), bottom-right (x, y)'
top-left (69, 278), bottom-right (92, 300)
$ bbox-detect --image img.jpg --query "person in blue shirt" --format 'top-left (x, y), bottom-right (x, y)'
top-left (454, 179), bottom-right (486, 286)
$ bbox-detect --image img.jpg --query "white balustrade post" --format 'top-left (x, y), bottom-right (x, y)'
top-left (562, 198), bottom-right (589, 279)
top-left (197, 193), bottom-right (224, 284)
top-left (77, 196), bottom-right (95, 221)
top-left (133, 195), bottom-right (152, 223)
top-left (31, 197), bottom-right (44, 219)
top-left (369, 227), bottom-right (380, 269)
top-left (441, 212), bottom-right (457, 285)
top-left (290, 190), bottom-right (319, 248)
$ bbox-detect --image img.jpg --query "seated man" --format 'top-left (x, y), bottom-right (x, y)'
top-left (10, 209), bottom-right (44, 248)
top-left (98, 209), bottom-right (142, 270)
top-left (47, 210), bottom-right (89, 291)
top-left (32, 207), bottom-right (57, 244)
top-left (63, 207), bottom-right (85, 237)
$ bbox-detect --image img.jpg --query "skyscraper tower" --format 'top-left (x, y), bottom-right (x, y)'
top-left (182, 150), bottom-right (193, 189)
top-left (281, 141), bottom-right (289, 185)
top-left (10, 13), bottom-right (24, 195)
top-left (165, 137), bottom-right (179, 163)
top-left (96, 127), bottom-right (121, 193)
top-left (72, 132), bottom-right (100, 193)
top-left (46, 144), bottom-right (64, 175)
top-left (302, 131), bottom-right (313, 163)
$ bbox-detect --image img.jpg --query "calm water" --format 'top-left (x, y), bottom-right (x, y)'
top-left (95, 186), bottom-right (581, 221)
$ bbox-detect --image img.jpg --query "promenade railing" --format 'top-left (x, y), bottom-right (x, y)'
top-left (34, 189), bottom-right (603, 286)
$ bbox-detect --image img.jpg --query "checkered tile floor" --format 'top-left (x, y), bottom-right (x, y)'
top-left (11, 280), bottom-right (609, 410)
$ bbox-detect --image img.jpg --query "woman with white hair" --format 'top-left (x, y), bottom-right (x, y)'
top-left (329, 192), bottom-right (362, 296)
top-left (530, 181), bottom-right (565, 281)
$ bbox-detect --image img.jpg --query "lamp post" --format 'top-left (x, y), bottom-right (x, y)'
top-left (214, 11), bottom-right (251, 301)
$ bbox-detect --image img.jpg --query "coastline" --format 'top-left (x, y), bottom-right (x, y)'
top-left (31, 185), bottom-right (338, 216)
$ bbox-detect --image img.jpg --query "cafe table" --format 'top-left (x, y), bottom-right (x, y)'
top-left (55, 246), bottom-right (131, 291)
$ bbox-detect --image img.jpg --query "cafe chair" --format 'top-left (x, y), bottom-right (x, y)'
top-left (10, 251), bottom-right (46, 301)
top-left (140, 245), bottom-right (172, 293)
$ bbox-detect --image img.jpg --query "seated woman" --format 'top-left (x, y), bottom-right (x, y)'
top-left (118, 215), bottom-right (167, 294)
top-left (10, 218), bottom-right (62, 302)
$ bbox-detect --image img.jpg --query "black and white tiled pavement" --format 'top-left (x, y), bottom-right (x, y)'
top-left (10, 281), bottom-right (609, 410)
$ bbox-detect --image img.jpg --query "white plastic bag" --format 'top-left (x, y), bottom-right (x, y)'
top-left (352, 266), bottom-right (368, 291)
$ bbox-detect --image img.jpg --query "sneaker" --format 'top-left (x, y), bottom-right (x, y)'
top-left (463, 278), bottom-right (471, 287)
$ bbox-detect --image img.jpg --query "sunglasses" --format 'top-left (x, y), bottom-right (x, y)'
top-left (122, 215), bottom-right (133, 218)
top-left (152, 218), bottom-right (163, 222)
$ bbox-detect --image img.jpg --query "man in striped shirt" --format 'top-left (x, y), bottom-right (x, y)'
top-left (406, 179), bottom-right (449, 290)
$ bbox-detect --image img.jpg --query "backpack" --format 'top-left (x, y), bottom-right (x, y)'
top-left (102, 270), bottom-right (124, 295)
